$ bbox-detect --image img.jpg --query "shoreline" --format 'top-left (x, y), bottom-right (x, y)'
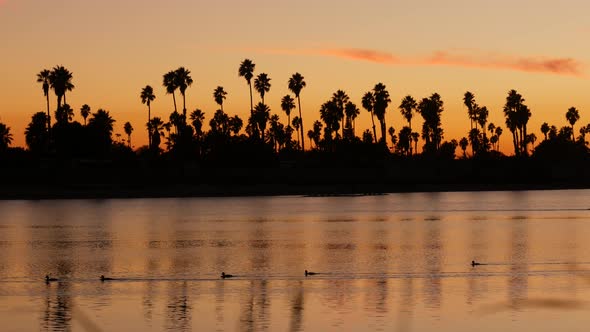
top-left (1, 182), bottom-right (588, 200)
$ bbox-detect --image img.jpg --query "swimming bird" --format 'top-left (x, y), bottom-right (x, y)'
top-left (471, 260), bottom-right (482, 267)
top-left (100, 275), bottom-right (114, 281)
top-left (305, 270), bottom-right (318, 276)
top-left (45, 275), bottom-right (58, 283)
top-left (221, 272), bottom-right (233, 279)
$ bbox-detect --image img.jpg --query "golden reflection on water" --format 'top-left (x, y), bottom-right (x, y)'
top-left (1, 190), bottom-right (590, 331)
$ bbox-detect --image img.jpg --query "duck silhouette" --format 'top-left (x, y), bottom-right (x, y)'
top-left (305, 270), bottom-right (318, 276)
top-left (45, 275), bottom-right (58, 283)
top-left (100, 275), bottom-right (114, 281)
top-left (221, 272), bottom-right (234, 279)
top-left (471, 260), bottom-right (482, 267)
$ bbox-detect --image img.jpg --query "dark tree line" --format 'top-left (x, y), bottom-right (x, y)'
top-left (0, 60), bottom-right (589, 167)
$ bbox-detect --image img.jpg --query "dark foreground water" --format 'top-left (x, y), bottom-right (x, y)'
top-left (1, 190), bottom-right (590, 331)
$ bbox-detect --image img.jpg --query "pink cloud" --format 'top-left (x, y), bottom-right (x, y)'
top-left (257, 47), bottom-right (583, 77)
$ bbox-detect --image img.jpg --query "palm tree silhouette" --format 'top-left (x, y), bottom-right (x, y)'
top-left (362, 91), bottom-right (377, 142)
top-left (344, 101), bottom-right (360, 137)
top-left (541, 122), bottom-right (550, 141)
top-left (141, 85), bottom-right (156, 148)
top-left (292, 116), bottom-right (301, 145)
top-left (49, 66), bottom-right (74, 115)
top-left (213, 86), bottom-right (227, 112)
top-left (495, 127), bottom-right (503, 151)
top-left (148, 117), bottom-right (165, 151)
top-left (36, 69), bottom-right (52, 132)
top-left (163, 71), bottom-right (178, 113)
top-left (281, 95), bottom-right (295, 127)
top-left (189, 109), bottom-right (205, 139)
top-left (175, 67), bottom-right (193, 119)
top-left (399, 95), bottom-right (417, 130)
top-left (332, 90), bottom-right (349, 137)
top-left (459, 137), bottom-right (468, 158)
top-left (288, 73), bottom-right (306, 151)
top-left (503, 90), bottom-right (530, 156)
top-left (463, 91), bottom-right (477, 129)
top-left (254, 73), bottom-right (271, 105)
top-left (239, 59), bottom-right (256, 116)
top-left (0, 123), bottom-right (12, 152)
top-left (253, 102), bottom-right (270, 141)
top-left (25, 112), bottom-right (49, 153)
top-left (80, 104), bottom-right (91, 125)
top-left (566, 107), bottom-right (580, 141)
top-left (124, 122), bottom-right (133, 147)
top-left (411, 132), bottom-right (419, 155)
top-left (229, 115), bottom-right (243, 136)
top-left (372, 83), bottom-right (391, 143)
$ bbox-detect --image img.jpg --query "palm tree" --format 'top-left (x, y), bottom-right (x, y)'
top-left (288, 73), bottom-right (306, 151)
top-left (49, 65), bottom-right (74, 115)
top-left (565, 107), bottom-right (580, 141)
top-left (253, 102), bottom-right (270, 141)
top-left (399, 95), bottom-right (417, 130)
top-left (190, 109), bottom-right (205, 139)
top-left (332, 90), bottom-right (349, 137)
top-left (25, 112), bottom-right (49, 153)
top-left (527, 133), bottom-right (537, 150)
top-left (239, 59), bottom-right (256, 116)
top-left (372, 83), bottom-right (391, 143)
top-left (80, 104), bottom-right (91, 125)
top-left (292, 116), bottom-right (301, 145)
top-left (281, 95), bottom-right (295, 126)
top-left (541, 122), bottom-right (550, 141)
top-left (55, 104), bottom-right (74, 123)
top-left (0, 122), bottom-right (12, 152)
top-left (163, 71), bottom-right (178, 113)
top-left (459, 137), bottom-right (468, 158)
top-left (124, 122), bottom-right (133, 147)
top-left (148, 117), bottom-right (166, 151)
top-left (362, 91), bottom-right (377, 142)
top-left (463, 91), bottom-right (477, 129)
top-left (254, 73), bottom-right (271, 104)
top-left (411, 132), bottom-right (420, 155)
top-left (141, 85), bottom-right (156, 148)
top-left (36, 69), bottom-right (52, 131)
top-left (388, 126), bottom-right (396, 151)
top-left (344, 101), bottom-right (360, 137)
top-left (175, 67), bottom-right (193, 119)
top-left (503, 90), bottom-right (529, 156)
top-left (213, 86), bottom-right (227, 111)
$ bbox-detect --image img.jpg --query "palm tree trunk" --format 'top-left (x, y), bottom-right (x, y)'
top-left (182, 92), bottom-right (187, 119)
top-left (148, 104), bottom-right (151, 149)
top-left (380, 120), bottom-right (386, 144)
top-left (249, 83), bottom-right (254, 116)
top-left (370, 112), bottom-right (377, 143)
top-left (63, 93), bottom-right (67, 106)
top-left (512, 131), bottom-right (518, 156)
top-left (46, 93), bottom-right (51, 134)
top-left (172, 93), bottom-right (177, 113)
top-left (297, 96), bottom-right (304, 151)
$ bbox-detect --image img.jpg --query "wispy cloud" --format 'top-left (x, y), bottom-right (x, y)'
top-left (255, 47), bottom-right (584, 77)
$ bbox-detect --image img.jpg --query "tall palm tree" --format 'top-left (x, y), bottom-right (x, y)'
top-left (49, 65), bottom-right (74, 115)
top-left (163, 71), bottom-right (178, 113)
top-left (0, 123), bottom-right (12, 152)
top-left (253, 102), bottom-right (270, 141)
top-left (80, 104), bottom-right (91, 125)
top-left (411, 132), bottom-right (420, 155)
top-left (37, 69), bottom-right (52, 131)
top-left (463, 91), bottom-right (478, 129)
top-left (281, 95), bottom-right (295, 126)
top-left (372, 83), bottom-right (391, 143)
top-left (254, 73), bottom-right (271, 104)
top-left (566, 107), bottom-right (580, 141)
top-left (174, 67), bottom-right (193, 119)
top-left (239, 59), bottom-right (256, 116)
top-left (288, 73), bottom-right (306, 151)
top-left (399, 95), bottom-right (417, 130)
top-left (362, 91), bottom-right (377, 142)
top-left (213, 86), bottom-right (227, 111)
top-left (124, 122), bottom-right (133, 147)
top-left (141, 85), bottom-right (156, 148)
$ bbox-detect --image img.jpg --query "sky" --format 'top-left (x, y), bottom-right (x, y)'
top-left (1, 0), bottom-right (589, 152)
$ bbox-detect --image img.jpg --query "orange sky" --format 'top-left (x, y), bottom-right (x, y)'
top-left (1, 0), bottom-right (589, 154)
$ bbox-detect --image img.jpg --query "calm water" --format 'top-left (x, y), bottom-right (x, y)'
top-left (1, 190), bottom-right (590, 331)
